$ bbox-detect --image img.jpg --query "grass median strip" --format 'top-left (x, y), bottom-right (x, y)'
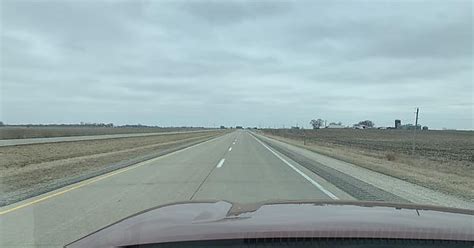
top-left (0, 131), bottom-right (226, 206)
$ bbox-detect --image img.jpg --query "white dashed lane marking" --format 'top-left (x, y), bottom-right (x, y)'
top-left (216, 158), bottom-right (225, 168)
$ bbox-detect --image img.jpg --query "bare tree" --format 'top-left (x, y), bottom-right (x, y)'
top-left (358, 120), bottom-right (374, 128)
top-left (310, 119), bottom-right (324, 129)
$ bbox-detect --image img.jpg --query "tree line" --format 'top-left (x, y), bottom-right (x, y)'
top-left (310, 119), bottom-right (374, 129)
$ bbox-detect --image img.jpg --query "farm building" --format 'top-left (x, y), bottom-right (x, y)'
top-left (327, 124), bottom-right (346, 129)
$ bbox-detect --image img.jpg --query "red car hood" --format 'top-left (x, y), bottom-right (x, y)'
top-left (65, 200), bottom-right (474, 248)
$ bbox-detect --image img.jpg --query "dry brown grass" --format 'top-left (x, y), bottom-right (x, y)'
top-left (266, 129), bottom-right (474, 164)
top-left (262, 129), bottom-right (474, 200)
top-left (0, 126), bottom-right (209, 139)
top-left (0, 131), bottom-right (221, 169)
top-left (385, 152), bottom-right (397, 161)
top-left (0, 131), bottom-right (226, 200)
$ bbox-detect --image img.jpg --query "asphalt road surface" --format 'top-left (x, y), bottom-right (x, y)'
top-left (2, 129), bottom-right (455, 247)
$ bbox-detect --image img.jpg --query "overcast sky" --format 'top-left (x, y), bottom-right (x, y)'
top-left (1, 0), bottom-right (472, 129)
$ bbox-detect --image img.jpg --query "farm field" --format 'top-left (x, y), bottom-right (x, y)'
top-left (261, 129), bottom-right (474, 200)
top-left (0, 126), bottom-right (210, 139)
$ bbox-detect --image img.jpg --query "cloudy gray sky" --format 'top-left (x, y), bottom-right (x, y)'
top-left (1, 0), bottom-right (472, 129)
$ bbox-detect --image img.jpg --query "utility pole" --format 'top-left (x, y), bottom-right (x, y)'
top-left (412, 107), bottom-right (419, 155)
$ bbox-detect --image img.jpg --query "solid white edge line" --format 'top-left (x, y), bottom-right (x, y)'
top-left (216, 158), bottom-right (225, 168)
top-left (251, 134), bottom-right (339, 200)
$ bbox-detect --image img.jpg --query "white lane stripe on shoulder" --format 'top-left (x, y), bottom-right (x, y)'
top-left (251, 135), bottom-right (339, 200)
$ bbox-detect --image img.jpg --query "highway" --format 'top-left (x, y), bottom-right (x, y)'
top-left (0, 130), bottom-right (471, 247)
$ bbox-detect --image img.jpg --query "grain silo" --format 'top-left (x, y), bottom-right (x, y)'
top-left (395, 120), bottom-right (401, 129)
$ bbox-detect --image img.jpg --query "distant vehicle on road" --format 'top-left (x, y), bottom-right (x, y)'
top-left (236, 126), bottom-right (243, 129)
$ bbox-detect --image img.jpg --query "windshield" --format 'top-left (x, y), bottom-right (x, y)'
top-left (0, 0), bottom-right (472, 247)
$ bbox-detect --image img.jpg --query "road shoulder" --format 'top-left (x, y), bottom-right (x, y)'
top-left (254, 132), bottom-right (474, 210)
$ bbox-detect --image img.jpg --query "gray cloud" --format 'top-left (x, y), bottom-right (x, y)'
top-left (180, 0), bottom-right (292, 24)
top-left (1, 0), bottom-right (472, 129)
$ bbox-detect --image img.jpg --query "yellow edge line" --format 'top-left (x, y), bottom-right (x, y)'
top-left (0, 133), bottom-right (228, 216)
top-left (0, 165), bottom-right (137, 216)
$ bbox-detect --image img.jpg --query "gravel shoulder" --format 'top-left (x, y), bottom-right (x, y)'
top-left (0, 131), bottom-right (226, 206)
top-left (260, 131), bottom-right (473, 202)
top-left (256, 132), bottom-right (474, 210)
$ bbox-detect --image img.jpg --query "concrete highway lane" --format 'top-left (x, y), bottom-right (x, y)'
top-left (192, 131), bottom-right (338, 201)
top-left (0, 130), bottom-right (349, 247)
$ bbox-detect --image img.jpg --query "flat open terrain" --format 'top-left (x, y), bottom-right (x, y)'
top-left (1, 130), bottom-right (472, 247)
top-left (0, 126), bottom-right (209, 139)
top-left (0, 130), bottom-right (225, 206)
top-left (261, 129), bottom-right (474, 200)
